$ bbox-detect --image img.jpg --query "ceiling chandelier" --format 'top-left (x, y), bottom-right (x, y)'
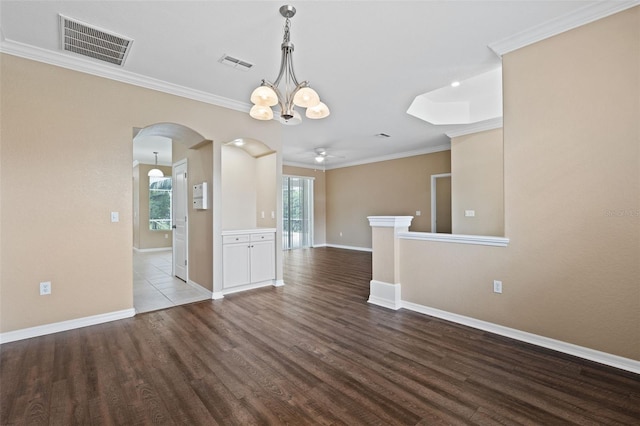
top-left (249, 5), bottom-right (330, 125)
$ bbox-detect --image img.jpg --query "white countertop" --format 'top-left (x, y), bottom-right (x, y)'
top-left (221, 228), bottom-right (276, 236)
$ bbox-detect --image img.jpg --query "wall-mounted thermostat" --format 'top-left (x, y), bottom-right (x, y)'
top-left (193, 182), bottom-right (208, 209)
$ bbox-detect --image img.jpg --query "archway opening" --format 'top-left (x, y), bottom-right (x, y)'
top-left (132, 122), bottom-right (211, 313)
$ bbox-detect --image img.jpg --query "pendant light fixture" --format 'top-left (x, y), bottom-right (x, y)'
top-left (249, 5), bottom-right (330, 125)
top-left (148, 152), bottom-right (164, 177)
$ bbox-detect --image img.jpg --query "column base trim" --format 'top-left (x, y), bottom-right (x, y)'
top-left (367, 280), bottom-right (401, 310)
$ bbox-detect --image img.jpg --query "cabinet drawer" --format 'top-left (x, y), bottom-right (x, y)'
top-left (223, 234), bottom-right (250, 244)
top-left (251, 233), bottom-right (275, 242)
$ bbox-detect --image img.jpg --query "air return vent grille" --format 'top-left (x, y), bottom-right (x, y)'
top-left (219, 54), bottom-right (253, 71)
top-left (59, 14), bottom-right (133, 66)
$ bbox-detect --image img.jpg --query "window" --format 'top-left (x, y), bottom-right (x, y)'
top-left (149, 176), bottom-right (172, 230)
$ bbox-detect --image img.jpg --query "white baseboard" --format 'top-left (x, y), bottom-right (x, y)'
top-left (368, 280), bottom-right (402, 310)
top-left (401, 301), bottom-right (640, 375)
top-left (133, 247), bottom-right (172, 253)
top-left (211, 280), bottom-right (282, 299)
top-left (325, 244), bottom-right (372, 253)
top-left (187, 279), bottom-right (212, 296)
top-left (0, 308), bottom-right (136, 344)
top-left (222, 280), bottom-right (273, 296)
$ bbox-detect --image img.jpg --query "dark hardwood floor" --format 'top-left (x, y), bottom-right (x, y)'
top-left (2, 247), bottom-right (639, 425)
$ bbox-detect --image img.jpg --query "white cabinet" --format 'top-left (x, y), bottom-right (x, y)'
top-left (223, 231), bottom-right (275, 289)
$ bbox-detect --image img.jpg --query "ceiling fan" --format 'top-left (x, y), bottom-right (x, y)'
top-left (312, 148), bottom-right (344, 164)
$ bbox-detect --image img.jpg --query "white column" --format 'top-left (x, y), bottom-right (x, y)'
top-left (367, 216), bottom-right (413, 310)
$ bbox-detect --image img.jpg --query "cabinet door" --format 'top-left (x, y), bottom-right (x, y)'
top-left (250, 241), bottom-right (275, 283)
top-left (223, 243), bottom-right (251, 288)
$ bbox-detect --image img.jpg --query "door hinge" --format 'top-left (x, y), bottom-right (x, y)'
top-left (184, 259), bottom-right (187, 266)
top-left (184, 172), bottom-right (187, 178)
top-left (185, 216), bottom-right (187, 222)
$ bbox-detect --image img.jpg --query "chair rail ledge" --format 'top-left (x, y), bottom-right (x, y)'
top-left (398, 232), bottom-right (510, 247)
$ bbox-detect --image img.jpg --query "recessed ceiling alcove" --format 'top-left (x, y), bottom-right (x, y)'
top-left (407, 67), bottom-right (503, 125)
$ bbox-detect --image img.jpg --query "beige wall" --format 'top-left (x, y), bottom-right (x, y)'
top-left (325, 151), bottom-right (451, 249)
top-left (185, 142), bottom-right (214, 290)
top-left (399, 7), bottom-right (640, 360)
top-left (221, 147), bottom-right (278, 231)
top-left (0, 54), bottom-right (282, 333)
top-left (256, 153), bottom-right (278, 229)
top-left (133, 164), bottom-right (174, 250)
top-left (221, 146), bottom-right (258, 230)
top-left (282, 165), bottom-right (327, 246)
top-left (451, 128), bottom-right (504, 236)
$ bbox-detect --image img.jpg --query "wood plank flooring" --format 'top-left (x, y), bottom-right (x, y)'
top-left (2, 247), bottom-right (639, 425)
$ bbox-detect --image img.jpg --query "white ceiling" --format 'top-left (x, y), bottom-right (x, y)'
top-left (1, 0), bottom-right (630, 169)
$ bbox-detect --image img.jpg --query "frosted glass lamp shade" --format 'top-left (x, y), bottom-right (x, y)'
top-left (293, 87), bottom-right (320, 108)
top-left (148, 168), bottom-right (164, 177)
top-left (249, 104), bottom-right (274, 120)
top-left (250, 86), bottom-right (278, 107)
top-left (305, 102), bottom-right (330, 119)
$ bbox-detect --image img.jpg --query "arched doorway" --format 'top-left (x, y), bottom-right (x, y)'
top-left (132, 122), bottom-right (212, 313)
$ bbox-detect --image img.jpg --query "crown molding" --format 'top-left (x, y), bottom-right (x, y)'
top-left (325, 143), bottom-right (452, 170)
top-left (284, 143), bottom-right (451, 171)
top-left (489, 1), bottom-right (640, 57)
top-left (445, 117), bottom-right (503, 139)
top-left (283, 160), bottom-right (325, 169)
top-left (0, 38), bottom-right (252, 113)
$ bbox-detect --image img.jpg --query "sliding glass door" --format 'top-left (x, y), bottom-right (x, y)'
top-left (282, 176), bottom-right (314, 250)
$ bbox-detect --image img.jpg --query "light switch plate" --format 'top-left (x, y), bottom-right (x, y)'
top-left (111, 212), bottom-right (119, 222)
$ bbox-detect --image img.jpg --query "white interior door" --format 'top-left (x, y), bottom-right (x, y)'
top-left (173, 159), bottom-right (188, 281)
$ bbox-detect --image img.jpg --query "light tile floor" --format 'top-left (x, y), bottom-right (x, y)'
top-left (133, 249), bottom-right (211, 313)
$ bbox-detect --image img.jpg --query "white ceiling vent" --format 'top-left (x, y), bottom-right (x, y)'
top-left (59, 14), bottom-right (133, 66)
top-left (219, 54), bottom-right (253, 71)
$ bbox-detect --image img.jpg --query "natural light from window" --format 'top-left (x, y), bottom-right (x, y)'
top-left (149, 176), bottom-right (172, 230)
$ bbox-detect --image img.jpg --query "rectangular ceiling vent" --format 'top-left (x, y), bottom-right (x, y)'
top-left (59, 14), bottom-right (133, 66)
top-left (219, 54), bottom-right (253, 71)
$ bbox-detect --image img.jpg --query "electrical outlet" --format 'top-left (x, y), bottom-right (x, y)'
top-left (339, 232), bottom-right (343, 237)
top-left (493, 280), bottom-right (502, 294)
top-left (40, 281), bottom-right (52, 295)
top-left (416, 210), bottom-right (421, 216)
